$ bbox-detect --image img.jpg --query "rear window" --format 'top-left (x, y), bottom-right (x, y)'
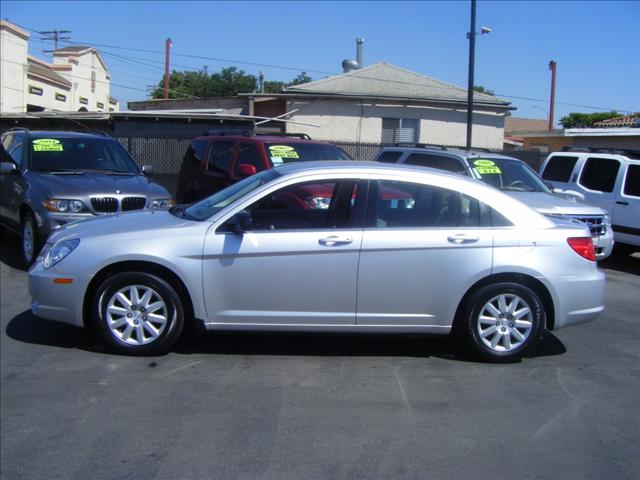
top-left (265, 143), bottom-right (351, 166)
top-left (541, 155), bottom-right (579, 182)
top-left (579, 157), bottom-right (621, 192)
top-left (404, 153), bottom-right (466, 174)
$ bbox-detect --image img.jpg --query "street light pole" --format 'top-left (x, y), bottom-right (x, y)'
top-left (466, 0), bottom-right (477, 149)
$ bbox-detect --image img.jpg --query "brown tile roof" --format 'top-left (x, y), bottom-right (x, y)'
top-left (593, 113), bottom-right (640, 128)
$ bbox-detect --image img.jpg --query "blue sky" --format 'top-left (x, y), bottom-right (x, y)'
top-left (3, 0), bottom-right (639, 125)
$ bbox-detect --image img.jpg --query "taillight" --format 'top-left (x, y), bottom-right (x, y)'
top-left (567, 237), bottom-right (596, 261)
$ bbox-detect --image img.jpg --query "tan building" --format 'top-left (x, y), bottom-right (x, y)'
top-left (0, 20), bottom-right (119, 114)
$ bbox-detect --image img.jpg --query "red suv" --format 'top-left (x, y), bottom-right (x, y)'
top-left (175, 134), bottom-right (352, 203)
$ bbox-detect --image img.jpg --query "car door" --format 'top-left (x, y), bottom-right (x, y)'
top-left (575, 155), bottom-right (622, 213)
top-left (356, 178), bottom-right (493, 327)
top-left (612, 160), bottom-right (640, 245)
top-left (200, 140), bottom-right (237, 198)
top-left (0, 134), bottom-right (24, 228)
top-left (202, 177), bottom-right (365, 325)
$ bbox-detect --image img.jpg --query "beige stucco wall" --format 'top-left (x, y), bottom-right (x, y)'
top-left (54, 52), bottom-right (112, 111)
top-left (284, 98), bottom-right (506, 148)
top-left (0, 27), bottom-right (28, 113)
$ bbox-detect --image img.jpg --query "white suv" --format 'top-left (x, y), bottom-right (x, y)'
top-left (375, 146), bottom-right (615, 259)
top-left (540, 149), bottom-right (640, 252)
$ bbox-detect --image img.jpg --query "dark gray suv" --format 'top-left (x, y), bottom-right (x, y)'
top-left (0, 129), bottom-right (173, 265)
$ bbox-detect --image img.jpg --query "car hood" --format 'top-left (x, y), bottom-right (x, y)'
top-left (27, 171), bottom-right (169, 197)
top-left (506, 191), bottom-right (605, 215)
top-left (48, 210), bottom-right (196, 243)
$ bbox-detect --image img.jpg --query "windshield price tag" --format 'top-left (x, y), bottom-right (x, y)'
top-left (474, 159), bottom-right (501, 174)
top-left (269, 145), bottom-right (299, 159)
top-left (33, 139), bottom-right (64, 152)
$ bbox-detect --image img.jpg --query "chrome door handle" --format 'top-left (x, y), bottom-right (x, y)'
top-left (447, 234), bottom-right (479, 245)
top-left (319, 236), bottom-right (353, 246)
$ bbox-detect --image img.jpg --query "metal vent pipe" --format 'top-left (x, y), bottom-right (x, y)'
top-left (356, 38), bottom-right (364, 68)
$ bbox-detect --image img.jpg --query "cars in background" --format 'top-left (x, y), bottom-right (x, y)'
top-left (540, 148), bottom-right (640, 252)
top-left (0, 129), bottom-right (174, 265)
top-left (175, 133), bottom-right (352, 203)
top-left (375, 145), bottom-right (615, 259)
top-left (29, 162), bottom-right (604, 362)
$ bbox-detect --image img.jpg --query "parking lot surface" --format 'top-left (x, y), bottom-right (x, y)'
top-left (1, 231), bottom-right (639, 480)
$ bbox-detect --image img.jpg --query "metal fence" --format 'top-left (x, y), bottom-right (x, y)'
top-left (116, 135), bottom-right (547, 196)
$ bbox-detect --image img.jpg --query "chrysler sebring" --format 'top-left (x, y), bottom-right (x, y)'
top-left (29, 162), bottom-right (605, 362)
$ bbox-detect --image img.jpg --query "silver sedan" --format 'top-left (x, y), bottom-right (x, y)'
top-left (29, 162), bottom-right (606, 362)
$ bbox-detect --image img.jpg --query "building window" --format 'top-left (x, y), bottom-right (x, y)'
top-left (381, 118), bottom-right (419, 143)
top-left (97, 102), bottom-right (105, 109)
top-left (29, 85), bottom-right (43, 96)
top-left (109, 108), bottom-right (115, 112)
top-left (79, 97), bottom-right (89, 105)
top-left (91, 71), bottom-right (96, 93)
top-left (55, 93), bottom-right (67, 102)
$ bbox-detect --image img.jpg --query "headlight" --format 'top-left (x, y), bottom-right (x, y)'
top-left (304, 196), bottom-right (331, 209)
top-left (44, 199), bottom-right (88, 213)
top-left (43, 238), bottom-right (80, 268)
top-left (149, 198), bottom-right (175, 209)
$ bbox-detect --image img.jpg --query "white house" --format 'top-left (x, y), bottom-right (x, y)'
top-left (0, 20), bottom-right (119, 114)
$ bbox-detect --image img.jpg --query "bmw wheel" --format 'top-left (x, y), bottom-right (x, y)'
top-left (21, 211), bottom-right (40, 267)
top-left (95, 272), bottom-right (184, 356)
top-left (459, 282), bottom-right (545, 362)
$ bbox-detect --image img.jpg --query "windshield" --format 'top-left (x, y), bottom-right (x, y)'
top-left (471, 158), bottom-right (550, 193)
top-left (266, 143), bottom-right (351, 166)
top-left (29, 137), bottom-right (140, 174)
top-left (182, 169), bottom-right (281, 221)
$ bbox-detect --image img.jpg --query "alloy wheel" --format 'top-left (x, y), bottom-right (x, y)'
top-left (476, 294), bottom-right (533, 352)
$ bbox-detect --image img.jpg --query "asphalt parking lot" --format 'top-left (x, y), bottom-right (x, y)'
top-left (1, 230), bottom-right (639, 480)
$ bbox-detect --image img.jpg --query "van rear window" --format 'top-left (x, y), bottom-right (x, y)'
top-left (541, 155), bottom-right (579, 182)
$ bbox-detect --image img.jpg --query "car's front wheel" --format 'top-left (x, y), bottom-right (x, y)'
top-left (458, 282), bottom-right (545, 362)
top-left (21, 210), bottom-right (40, 267)
top-left (95, 272), bottom-right (184, 356)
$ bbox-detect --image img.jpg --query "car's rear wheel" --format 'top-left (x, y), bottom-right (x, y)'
top-left (21, 211), bottom-right (40, 267)
top-left (459, 282), bottom-right (545, 362)
top-left (95, 272), bottom-right (184, 356)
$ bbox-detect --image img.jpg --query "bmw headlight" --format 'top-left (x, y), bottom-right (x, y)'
top-left (149, 198), bottom-right (175, 209)
top-left (43, 238), bottom-right (80, 268)
top-left (44, 199), bottom-right (88, 213)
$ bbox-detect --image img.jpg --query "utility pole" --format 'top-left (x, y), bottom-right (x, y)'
top-left (465, 0), bottom-right (477, 149)
top-left (164, 38), bottom-right (172, 100)
top-left (40, 29), bottom-right (71, 51)
top-left (548, 60), bottom-right (557, 130)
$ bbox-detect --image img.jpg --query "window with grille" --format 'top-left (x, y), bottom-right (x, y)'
top-left (381, 118), bottom-right (419, 143)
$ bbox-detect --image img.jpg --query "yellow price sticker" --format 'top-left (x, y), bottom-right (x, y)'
top-left (33, 139), bottom-right (63, 152)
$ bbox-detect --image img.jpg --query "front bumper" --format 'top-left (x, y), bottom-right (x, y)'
top-left (29, 261), bottom-right (92, 327)
top-left (593, 228), bottom-right (614, 260)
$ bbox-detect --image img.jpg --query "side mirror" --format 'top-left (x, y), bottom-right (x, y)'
top-left (235, 164), bottom-right (257, 177)
top-left (226, 210), bottom-right (252, 234)
top-left (0, 162), bottom-right (18, 175)
top-left (141, 165), bottom-right (154, 175)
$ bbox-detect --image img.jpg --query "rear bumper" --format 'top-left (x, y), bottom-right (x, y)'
top-left (547, 270), bottom-right (606, 330)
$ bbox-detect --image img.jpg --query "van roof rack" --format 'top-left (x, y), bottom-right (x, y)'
top-left (204, 127), bottom-right (252, 137)
top-left (392, 143), bottom-right (448, 150)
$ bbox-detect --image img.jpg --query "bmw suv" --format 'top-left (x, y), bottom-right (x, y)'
top-left (0, 129), bottom-right (174, 265)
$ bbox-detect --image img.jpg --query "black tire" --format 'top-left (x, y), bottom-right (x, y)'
top-left (95, 272), bottom-right (184, 356)
top-left (458, 282), bottom-right (545, 363)
top-left (21, 210), bottom-right (40, 267)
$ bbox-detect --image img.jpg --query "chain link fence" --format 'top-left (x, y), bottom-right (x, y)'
top-left (117, 135), bottom-right (546, 196)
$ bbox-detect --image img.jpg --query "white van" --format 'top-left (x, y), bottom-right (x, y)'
top-left (540, 149), bottom-right (640, 251)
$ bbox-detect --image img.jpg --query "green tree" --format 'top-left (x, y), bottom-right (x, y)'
top-left (559, 111), bottom-right (620, 128)
top-left (473, 85), bottom-right (495, 96)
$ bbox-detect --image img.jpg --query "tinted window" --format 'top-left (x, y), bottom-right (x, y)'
top-left (623, 165), bottom-right (640, 197)
top-left (182, 139), bottom-right (208, 166)
top-left (579, 157), bottom-right (621, 192)
top-left (265, 143), bottom-right (350, 166)
top-left (29, 137), bottom-right (138, 173)
top-left (405, 153), bottom-right (467, 174)
top-left (369, 180), bottom-right (483, 228)
top-left (541, 155), bottom-right (579, 182)
top-left (1, 134), bottom-right (13, 150)
top-left (247, 180), bottom-right (358, 231)
top-left (237, 143), bottom-right (265, 172)
top-left (207, 141), bottom-right (235, 173)
top-left (377, 151), bottom-right (403, 163)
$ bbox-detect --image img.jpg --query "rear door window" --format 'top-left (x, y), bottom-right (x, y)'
top-left (541, 155), bottom-right (579, 182)
top-left (404, 153), bottom-right (467, 174)
top-left (623, 164), bottom-right (640, 197)
top-left (207, 141), bottom-right (235, 173)
top-left (376, 151), bottom-right (403, 163)
top-left (579, 157), bottom-right (621, 192)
